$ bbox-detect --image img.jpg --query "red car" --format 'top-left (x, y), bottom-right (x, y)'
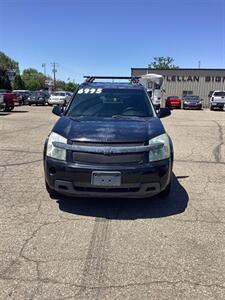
top-left (0, 90), bottom-right (18, 111)
top-left (165, 96), bottom-right (182, 109)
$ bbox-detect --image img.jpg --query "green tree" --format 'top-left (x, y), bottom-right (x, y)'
top-left (13, 75), bottom-right (25, 90)
top-left (148, 56), bottom-right (179, 69)
top-left (55, 80), bottom-right (66, 91)
top-left (65, 82), bottom-right (79, 92)
top-left (0, 68), bottom-right (12, 90)
top-left (22, 68), bottom-right (46, 90)
top-left (0, 51), bottom-right (19, 74)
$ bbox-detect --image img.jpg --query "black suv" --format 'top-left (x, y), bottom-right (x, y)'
top-left (44, 76), bottom-right (173, 199)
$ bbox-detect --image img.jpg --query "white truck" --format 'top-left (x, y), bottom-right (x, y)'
top-left (210, 91), bottom-right (225, 111)
top-left (139, 74), bottom-right (164, 110)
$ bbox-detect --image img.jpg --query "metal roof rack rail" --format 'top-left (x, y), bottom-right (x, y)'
top-left (83, 76), bottom-right (140, 83)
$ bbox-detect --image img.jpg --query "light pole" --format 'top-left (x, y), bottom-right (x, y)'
top-left (51, 63), bottom-right (58, 90)
top-left (42, 63), bottom-right (46, 76)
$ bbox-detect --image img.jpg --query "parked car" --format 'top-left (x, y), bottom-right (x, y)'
top-left (0, 90), bottom-right (17, 111)
top-left (210, 91), bottom-right (225, 110)
top-left (13, 90), bottom-right (31, 105)
top-left (26, 91), bottom-right (48, 106)
top-left (165, 96), bottom-right (182, 109)
top-left (44, 76), bottom-right (173, 199)
top-left (183, 95), bottom-right (203, 110)
top-left (39, 90), bottom-right (50, 99)
top-left (65, 92), bottom-right (73, 106)
top-left (0, 93), bottom-right (5, 111)
top-left (48, 91), bottom-right (72, 106)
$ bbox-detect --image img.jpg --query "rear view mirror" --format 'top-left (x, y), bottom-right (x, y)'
top-left (158, 107), bottom-right (171, 118)
top-left (52, 105), bottom-right (63, 116)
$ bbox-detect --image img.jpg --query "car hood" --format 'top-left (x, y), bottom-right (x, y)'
top-left (185, 100), bottom-right (201, 103)
top-left (30, 95), bottom-right (42, 99)
top-left (52, 116), bottom-right (165, 143)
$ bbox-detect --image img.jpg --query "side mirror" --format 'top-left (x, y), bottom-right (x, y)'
top-left (52, 105), bottom-right (63, 116)
top-left (158, 107), bottom-right (171, 118)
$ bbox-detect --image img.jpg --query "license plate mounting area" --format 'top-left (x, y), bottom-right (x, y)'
top-left (91, 171), bottom-right (121, 187)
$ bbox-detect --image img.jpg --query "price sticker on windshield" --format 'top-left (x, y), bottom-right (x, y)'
top-left (77, 88), bottom-right (102, 94)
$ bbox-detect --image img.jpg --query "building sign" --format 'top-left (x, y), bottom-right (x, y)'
top-left (165, 76), bottom-right (225, 82)
top-left (205, 76), bottom-right (225, 82)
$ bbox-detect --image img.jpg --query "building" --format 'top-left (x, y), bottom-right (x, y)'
top-left (131, 68), bottom-right (225, 107)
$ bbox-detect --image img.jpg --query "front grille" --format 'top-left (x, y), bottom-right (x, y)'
top-left (71, 141), bottom-right (145, 165)
top-left (73, 152), bottom-right (143, 164)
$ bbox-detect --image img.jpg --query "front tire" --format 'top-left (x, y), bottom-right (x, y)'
top-left (45, 181), bottom-right (61, 199)
top-left (159, 178), bottom-right (172, 198)
top-left (5, 105), bottom-right (14, 112)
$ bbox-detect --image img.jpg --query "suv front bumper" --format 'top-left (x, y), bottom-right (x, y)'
top-left (211, 102), bottom-right (225, 108)
top-left (44, 157), bottom-right (172, 198)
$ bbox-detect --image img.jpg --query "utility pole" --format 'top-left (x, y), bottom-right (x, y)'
top-left (198, 60), bottom-right (201, 69)
top-left (42, 63), bottom-right (46, 76)
top-left (51, 62), bottom-right (58, 89)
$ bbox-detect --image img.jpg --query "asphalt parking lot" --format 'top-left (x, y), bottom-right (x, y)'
top-left (0, 106), bottom-right (225, 299)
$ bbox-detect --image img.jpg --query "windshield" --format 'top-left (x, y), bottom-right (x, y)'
top-left (66, 88), bottom-right (154, 118)
top-left (31, 92), bottom-right (43, 97)
top-left (214, 92), bottom-right (225, 97)
top-left (168, 96), bottom-right (179, 100)
top-left (185, 96), bottom-right (200, 101)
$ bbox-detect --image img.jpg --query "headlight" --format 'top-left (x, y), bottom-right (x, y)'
top-left (149, 133), bottom-right (170, 162)
top-left (47, 132), bottom-right (67, 161)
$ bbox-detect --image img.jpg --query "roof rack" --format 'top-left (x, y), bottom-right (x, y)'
top-left (83, 76), bottom-right (140, 83)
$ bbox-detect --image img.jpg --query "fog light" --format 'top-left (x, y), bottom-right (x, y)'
top-left (49, 167), bottom-right (56, 175)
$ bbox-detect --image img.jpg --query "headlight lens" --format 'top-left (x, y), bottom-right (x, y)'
top-left (149, 133), bottom-right (170, 162)
top-left (47, 132), bottom-right (67, 161)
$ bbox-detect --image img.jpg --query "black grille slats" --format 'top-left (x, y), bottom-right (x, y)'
top-left (71, 141), bottom-right (145, 165)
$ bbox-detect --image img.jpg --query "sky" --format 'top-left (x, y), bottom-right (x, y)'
top-left (0, 0), bottom-right (225, 83)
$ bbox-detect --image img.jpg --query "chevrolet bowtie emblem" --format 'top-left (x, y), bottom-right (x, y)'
top-left (103, 147), bottom-right (112, 156)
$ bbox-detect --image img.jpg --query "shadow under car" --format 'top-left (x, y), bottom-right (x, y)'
top-left (55, 174), bottom-right (189, 220)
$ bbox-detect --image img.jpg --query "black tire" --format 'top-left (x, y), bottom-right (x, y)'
top-left (210, 106), bottom-right (214, 111)
top-left (45, 181), bottom-right (61, 199)
top-left (5, 105), bottom-right (14, 112)
top-left (159, 179), bottom-right (172, 198)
